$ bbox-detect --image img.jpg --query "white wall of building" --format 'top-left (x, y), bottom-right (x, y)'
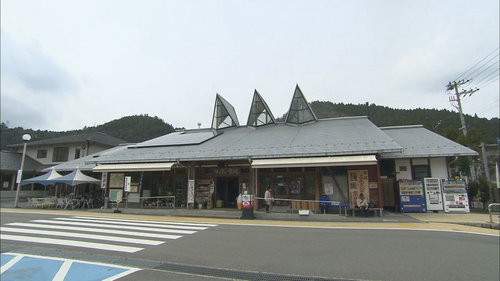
top-left (430, 157), bottom-right (448, 179)
top-left (395, 159), bottom-right (412, 180)
top-left (395, 157), bottom-right (449, 181)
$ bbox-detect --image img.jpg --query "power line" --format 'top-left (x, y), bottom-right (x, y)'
top-left (471, 68), bottom-right (499, 88)
top-left (455, 47), bottom-right (499, 81)
top-left (479, 75), bottom-right (499, 89)
top-left (467, 57), bottom-right (499, 81)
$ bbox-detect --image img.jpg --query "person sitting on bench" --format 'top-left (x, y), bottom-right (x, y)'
top-left (356, 193), bottom-right (369, 217)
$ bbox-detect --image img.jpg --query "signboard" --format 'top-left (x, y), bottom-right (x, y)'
top-left (424, 178), bottom-right (444, 211)
top-left (101, 172), bottom-right (108, 189)
top-left (124, 176), bottom-right (131, 192)
top-left (241, 194), bottom-right (253, 209)
top-left (16, 170), bottom-right (23, 184)
top-left (399, 180), bottom-right (426, 213)
top-left (348, 170), bottom-right (369, 208)
top-left (109, 189), bottom-right (123, 202)
top-left (187, 179), bottom-right (195, 204)
top-left (442, 181), bottom-right (469, 213)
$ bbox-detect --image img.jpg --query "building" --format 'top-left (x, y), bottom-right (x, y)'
top-left (1, 132), bottom-right (126, 198)
top-left (71, 86), bottom-right (477, 212)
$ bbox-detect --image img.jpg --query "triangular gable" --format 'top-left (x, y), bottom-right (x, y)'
top-left (285, 85), bottom-right (317, 124)
top-left (212, 94), bottom-right (240, 129)
top-left (247, 90), bottom-right (276, 127)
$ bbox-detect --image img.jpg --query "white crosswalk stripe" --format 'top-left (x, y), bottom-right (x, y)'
top-left (0, 216), bottom-right (217, 253)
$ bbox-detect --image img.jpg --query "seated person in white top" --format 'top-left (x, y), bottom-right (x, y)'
top-left (356, 193), bottom-right (369, 217)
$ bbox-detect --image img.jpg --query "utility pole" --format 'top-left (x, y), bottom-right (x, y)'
top-left (446, 80), bottom-right (479, 137)
top-left (446, 80), bottom-right (479, 182)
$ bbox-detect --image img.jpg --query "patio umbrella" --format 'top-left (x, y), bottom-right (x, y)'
top-left (20, 169), bottom-right (63, 186)
top-left (51, 169), bottom-right (101, 186)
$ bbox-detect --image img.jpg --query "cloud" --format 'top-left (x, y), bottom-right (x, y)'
top-left (0, 95), bottom-right (51, 129)
top-left (0, 29), bottom-right (78, 95)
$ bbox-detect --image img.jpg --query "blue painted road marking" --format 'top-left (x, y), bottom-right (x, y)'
top-left (0, 253), bottom-right (140, 281)
top-left (1, 254), bottom-right (16, 267)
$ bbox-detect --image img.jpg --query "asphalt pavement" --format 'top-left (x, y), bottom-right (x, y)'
top-left (1, 202), bottom-right (499, 233)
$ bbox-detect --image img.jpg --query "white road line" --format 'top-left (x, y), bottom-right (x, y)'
top-left (74, 216), bottom-right (218, 227)
top-left (0, 234), bottom-right (143, 253)
top-left (0, 227), bottom-right (164, 245)
top-left (52, 260), bottom-right (72, 281)
top-left (31, 219), bottom-right (196, 234)
top-left (0, 254), bottom-right (23, 274)
top-left (2, 252), bottom-right (141, 281)
top-left (6, 222), bottom-right (182, 239)
top-left (55, 217), bottom-right (208, 230)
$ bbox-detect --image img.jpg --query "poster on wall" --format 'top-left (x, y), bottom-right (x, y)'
top-left (442, 180), bottom-right (469, 213)
top-left (187, 179), bottom-right (195, 204)
top-left (399, 180), bottom-right (426, 213)
top-left (324, 183), bottom-right (334, 195)
top-left (348, 170), bottom-right (369, 208)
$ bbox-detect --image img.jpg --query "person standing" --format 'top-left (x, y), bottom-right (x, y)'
top-left (264, 187), bottom-right (273, 213)
top-left (356, 193), bottom-right (369, 217)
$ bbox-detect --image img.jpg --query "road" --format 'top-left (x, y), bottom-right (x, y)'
top-left (1, 210), bottom-right (499, 281)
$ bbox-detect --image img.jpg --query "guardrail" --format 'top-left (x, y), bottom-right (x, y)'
top-left (488, 203), bottom-right (500, 224)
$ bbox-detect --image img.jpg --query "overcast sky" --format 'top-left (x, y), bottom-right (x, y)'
top-left (1, 0), bottom-right (499, 132)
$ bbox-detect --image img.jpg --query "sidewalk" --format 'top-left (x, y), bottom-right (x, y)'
top-left (2, 200), bottom-right (498, 229)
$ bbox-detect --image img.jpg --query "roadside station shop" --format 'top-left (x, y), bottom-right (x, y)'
top-left (80, 86), bottom-right (477, 213)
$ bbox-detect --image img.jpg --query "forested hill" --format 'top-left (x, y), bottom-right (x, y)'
top-left (1, 103), bottom-right (498, 150)
top-left (1, 114), bottom-right (176, 150)
top-left (309, 101), bottom-right (498, 145)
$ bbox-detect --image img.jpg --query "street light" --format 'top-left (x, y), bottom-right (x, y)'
top-left (14, 133), bottom-right (31, 208)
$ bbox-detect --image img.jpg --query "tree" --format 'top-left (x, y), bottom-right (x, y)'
top-left (470, 175), bottom-right (491, 210)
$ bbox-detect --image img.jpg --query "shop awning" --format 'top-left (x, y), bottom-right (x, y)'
top-left (251, 155), bottom-right (377, 168)
top-left (93, 162), bottom-right (175, 172)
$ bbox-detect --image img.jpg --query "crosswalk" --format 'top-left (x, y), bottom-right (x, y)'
top-left (0, 216), bottom-right (218, 253)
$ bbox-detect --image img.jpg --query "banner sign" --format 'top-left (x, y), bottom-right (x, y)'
top-left (348, 170), bottom-right (369, 208)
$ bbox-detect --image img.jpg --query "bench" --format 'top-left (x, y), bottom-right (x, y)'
top-left (351, 207), bottom-right (383, 217)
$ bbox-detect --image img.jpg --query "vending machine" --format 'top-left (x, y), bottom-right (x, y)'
top-left (424, 178), bottom-right (444, 212)
top-left (398, 180), bottom-right (427, 213)
top-left (442, 180), bottom-right (470, 213)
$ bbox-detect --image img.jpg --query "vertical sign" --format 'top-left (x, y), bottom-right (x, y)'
top-left (124, 176), bottom-right (131, 192)
top-left (101, 172), bottom-right (108, 189)
top-left (187, 179), bottom-right (195, 204)
top-left (348, 170), bottom-right (369, 208)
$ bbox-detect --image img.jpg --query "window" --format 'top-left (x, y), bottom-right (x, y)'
top-left (37, 149), bottom-right (47, 158)
top-left (52, 147), bottom-right (69, 162)
top-left (413, 165), bottom-right (430, 180)
top-left (74, 148), bottom-right (81, 159)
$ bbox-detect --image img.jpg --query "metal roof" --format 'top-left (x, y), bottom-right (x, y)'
top-left (44, 145), bottom-right (131, 172)
top-left (380, 125), bottom-right (478, 158)
top-left (0, 151), bottom-right (46, 172)
top-left (8, 131), bottom-right (126, 148)
top-left (130, 129), bottom-right (216, 148)
top-left (91, 116), bottom-right (402, 164)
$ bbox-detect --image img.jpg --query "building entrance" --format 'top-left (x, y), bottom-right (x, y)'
top-left (215, 177), bottom-right (239, 208)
